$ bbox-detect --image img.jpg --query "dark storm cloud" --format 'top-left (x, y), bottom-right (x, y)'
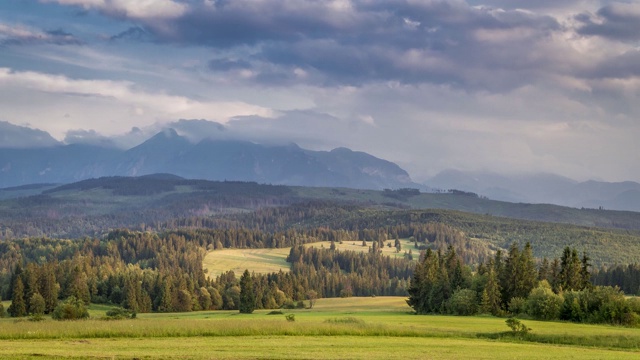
top-left (126, 0), bottom-right (562, 89)
top-left (577, 3), bottom-right (640, 41)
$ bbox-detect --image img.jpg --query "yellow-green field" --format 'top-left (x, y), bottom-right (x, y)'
top-left (203, 247), bottom-right (292, 278)
top-left (1, 297), bottom-right (639, 359)
top-left (203, 239), bottom-right (419, 278)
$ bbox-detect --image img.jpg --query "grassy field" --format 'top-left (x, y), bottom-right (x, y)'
top-left (203, 239), bottom-right (419, 278)
top-left (203, 247), bottom-right (292, 278)
top-left (0, 297), bottom-right (639, 359)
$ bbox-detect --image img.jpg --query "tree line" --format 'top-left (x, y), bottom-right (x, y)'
top-left (407, 243), bottom-right (640, 326)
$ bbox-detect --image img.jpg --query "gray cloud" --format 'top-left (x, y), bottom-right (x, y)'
top-left (577, 3), bottom-right (640, 41)
top-left (74, 1), bottom-right (561, 90)
top-left (64, 129), bottom-right (117, 147)
top-left (0, 24), bottom-right (82, 46)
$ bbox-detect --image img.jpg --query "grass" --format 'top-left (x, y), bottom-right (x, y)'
top-left (0, 297), bottom-right (639, 359)
top-left (203, 239), bottom-right (419, 278)
top-left (203, 247), bottom-right (292, 278)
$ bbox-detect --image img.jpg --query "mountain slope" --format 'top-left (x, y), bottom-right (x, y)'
top-left (0, 129), bottom-right (417, 190)
top-left (427, 170), bottom-right (640, 212)
top-left (0, 121), bottom-right (60, 148)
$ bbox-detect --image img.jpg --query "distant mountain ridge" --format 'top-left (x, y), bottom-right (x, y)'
top-left (0, 128), bottom-right (417, 190)
top-left (426, 170), bottom-right (640, 212)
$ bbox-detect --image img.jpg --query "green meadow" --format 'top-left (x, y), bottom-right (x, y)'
top-left (203, 239), bottom-right (420, 278)
top-left (1, 297), bottom-right (639, 359)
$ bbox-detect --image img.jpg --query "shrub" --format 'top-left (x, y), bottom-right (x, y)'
top-left (295, 300), bottom-right (305, 309)
top-left (267, 310), bottom-right (284, 315)
top-left (508, 297), bottom-right (527, 315)
top-left (448, 289), bottom-right (478, 316)
top-left (0, 302), bottom-right (6, 318)
top-left (104, 307), bottom-right (136, 320)
top-left (28, 314), bottom-right (45, 322)
top-left (52, 296), bottom-right (89, 321)
top-left (505, 317), bottom-right (530, 335)
top-left (526, 281), bottom-right (563, 320)
top-left (281, 300), bottom-right (296, 309)
top-left (561, 286), bottom-right (637, 326)
top-left (285, 314), bottom-right (295, 322)
top-left (29, 293), bottom-right (46, 316)
top-left (324, 317), bottom-right (365, 325)
top-left (628, 297), bottom-right (640, 314)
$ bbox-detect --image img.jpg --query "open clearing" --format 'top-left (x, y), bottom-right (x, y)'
top-left (1, 297), bottom-right (639, 359)
top-left (203, 239), bottom-right (419, 278)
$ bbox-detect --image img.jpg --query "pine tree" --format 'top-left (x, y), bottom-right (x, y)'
top-left (538, 258), bottom-right (550, 282)
top-left (39, 263), bottom-right (59, 314)
top-left (8, 277), bottom-right (26, 317)
top-left (480, 267), bottom-right (502, 315)
top-left (559, 247), bottom-right (582, 291)
top-left (29, 292), bottom-right (46, 316)
top-left (580, 252), bottom-right (592, 290)
top-left (501, 243), bottom-right (520, 305)
top-left (239, 270), bottom-right (255, 314)
top-left (518, 242), bottom-right (538, 298)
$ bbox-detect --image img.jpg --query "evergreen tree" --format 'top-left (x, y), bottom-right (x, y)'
top-left (501, 243), bottom-right (520, 305)
top-left (580, 253), bottom-right (592, 290)
top-left (29, 292), bottom-right (46, 316)
top-left (480, 267), bottom-right (502, 315)
top-left (559, 247), bottom-right (582, 291)
top-left (239, 270), bottom-right (256, 313)
top-left (39, 263), bottom-right (59, 314)
top-left (549, 258), bottom-right (561, 292)
top-left (518, 243), bottom-right (538, 298)
top-left (8, 277), bottom-right (26, 317)
top-left (538, 258), bottom-right (550, 282)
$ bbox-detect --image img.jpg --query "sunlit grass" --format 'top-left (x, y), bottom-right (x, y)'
top-left (203, 239), bottom-right (419, 278)
top-left (0, 297), bottom-right (638, 359)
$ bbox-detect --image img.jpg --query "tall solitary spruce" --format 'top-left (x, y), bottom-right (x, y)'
top-left (239, 269), bottom-right (256, 314)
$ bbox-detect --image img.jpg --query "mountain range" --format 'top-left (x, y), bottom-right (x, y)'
top-left (0, 127), bottom-right (416, 190)
top-left (2, 120), bottom-right (640, 213)
top-left (426, 170), bottom-right (640, 212)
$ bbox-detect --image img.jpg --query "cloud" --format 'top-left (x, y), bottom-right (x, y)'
top-left (63, 128), bottom-right (117, 147)
top-left (44, 0), bottom-right (569, 90)
top-left (42, 0), bottom-right (187, 20)
top-left (576, 2), bottom-right (640, 41)
top-left (3, 0), bottom-right (640, 183)
top-left (0, 67), bottom-right (275, 139)
top-left (0, 23), bottom-right (81, 45)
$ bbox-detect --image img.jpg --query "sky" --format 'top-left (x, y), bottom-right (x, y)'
top-left (1, 0), bottom-right (640, 183)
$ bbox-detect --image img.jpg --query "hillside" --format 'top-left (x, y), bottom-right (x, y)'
top-left (2, 175), bottom-right (640, 266)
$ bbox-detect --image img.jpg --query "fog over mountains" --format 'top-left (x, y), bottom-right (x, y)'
top-left (1, 120), bottom-right (639, 212)
top-left (426, 170), bottom-right (640, 212)
top-left (0, 123), bottom-right (415, 191)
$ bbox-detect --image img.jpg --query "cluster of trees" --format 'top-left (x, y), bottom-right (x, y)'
top-left (1, 228), bottom-right (416, 317)
top-left (1, 231), bottom-right (210, 316)
top-left (592, 263), bottom-right (640, 295)
top-left (407, 243), bottom-right (640, 326)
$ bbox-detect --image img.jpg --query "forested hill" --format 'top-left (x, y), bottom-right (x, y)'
top-left (1, 175), bottom-right (640, 242)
